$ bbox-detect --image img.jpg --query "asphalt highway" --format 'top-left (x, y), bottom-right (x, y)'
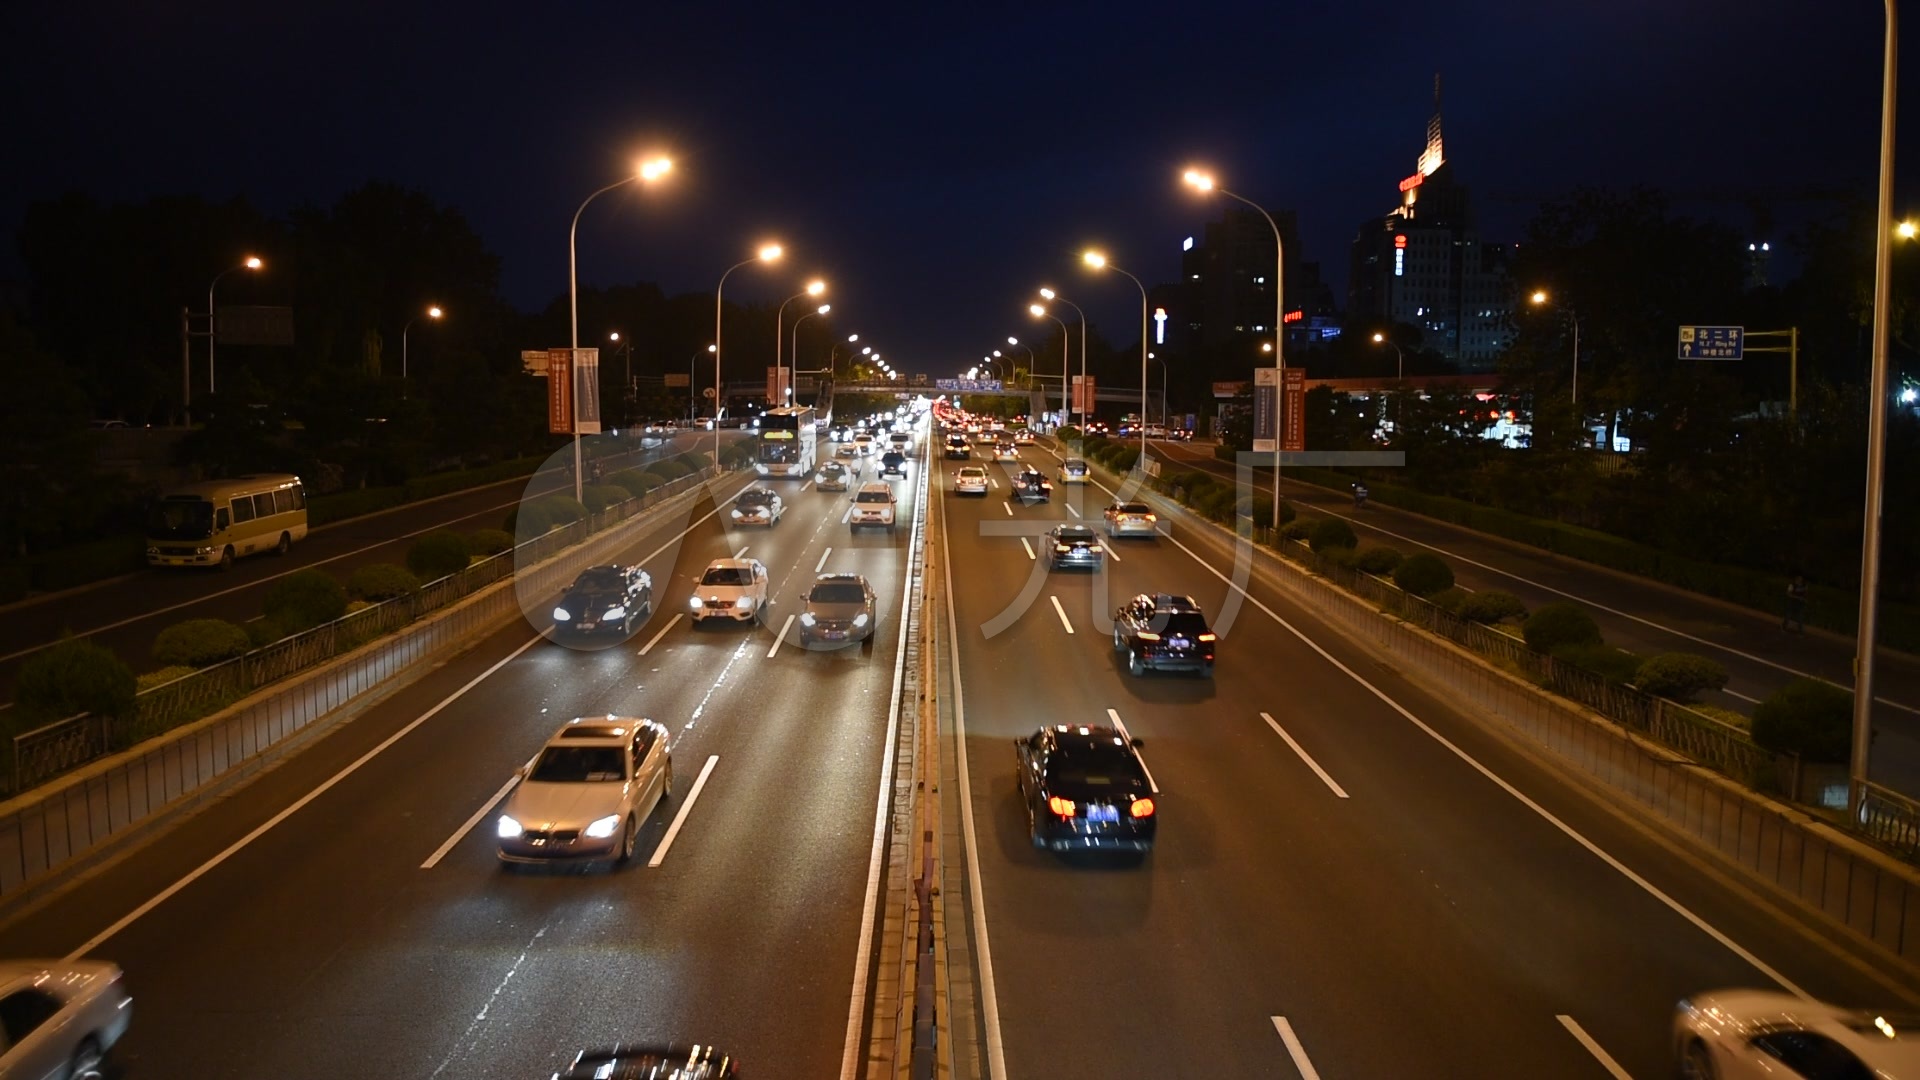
top-left (0, 431), bottom-right (750, 702)
top-left (0, 438), bottom-right (918, 1077)
top-left (938, 438), bottom-right (1917, 1078)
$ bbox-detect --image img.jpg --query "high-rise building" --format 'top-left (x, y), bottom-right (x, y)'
top-left (1349, 75), bottom-right (1514, 370)
top-left (1164, 206), bottom-right (1338, 384)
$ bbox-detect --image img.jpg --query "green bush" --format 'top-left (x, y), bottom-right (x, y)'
top-left (264, 568), bottom-right (348, 633)
top-left (1279, 519), bottom-right (1317, 541)
top-left (674, 451), bottom-right (713, 473)
top-left (539, 495), bottom-right (588, 526)
top-left (467, 528), bottom-right (515, 557)
top-left (347, 563), bottom-right (422, 601)
top-left (406, 531), bottom-right (472, 581)
top-left (609, 470), bottom-right (655, 498)
top-left (138, 665), bottom-right (198, 693)
top-left (1322, 545), bottom-right (1360, 570)
top-left (636, 471), bottom-right (673, 493)
top-left (1110, 447), bottom-right (1141, 473)
top-left (1309, 517), bottom-right (1358, 553)
top-left (1457, 589), bottom-right (1528, 625)
top-left (720, 444), bottom-right (755, 469)
top-left (582, 483), bottom-right (630, 513)
top-left (1523, 601), bottom-right (1603, 653)
top-left (247, 619), bottom-right (288, 648)
top-left (152, 618), bottom-right (252, 667)
top-left (1392, 552), bottom-right (1455, 596)
top-left (1233, 494), bottom-right (1275, 525)
top-left (15, 635), bottom-right (137, 722)
top-left (1552, 643), bottom-right (1644, 684)
top-left (1635, 652), bottom-right (1731, 703)
top-left (650, 459), bottom-right (691, 481)
top-left (1429, 586), bottom-right (1468, 613)
top-left (1055, 425), bottom-right (1081, 441)
top-left (1196, 487), bottom-right (1235, 522)
top-left (1355, 545), bottom-right (1405, 575)
top-left (1751, 678), bottom-right (1853, 762)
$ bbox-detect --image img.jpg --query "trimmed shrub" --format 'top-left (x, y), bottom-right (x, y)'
top-left (16, 635), bottom-right (138, 722)
top-left (138, 665), bottom-right (198, 693)
top-left (635, 471), bottom-right (672, 494)
top-left (1456, 589), bottom-right (1528, 625)
top-left (582, 483), bottom-right (630, 513)
top-left (1309, 517), bottom-right (1358, 554)
top-left (1552, 643), bottom-right (1644, 684)
top-left (347, 563), bottom-right (422, 602)
top-left (650, 459), bottom-right (691, 481)
top-left (1634, 653), bottom-right (1730, 703)
top-left (1355, 545), bottom-right (1405, 575)
top-left (1056, 425), bottom-right (1081, 441)
top-left (406, 531), bottom-right (472, 581)
top-left (247, 619), bottom-right (288, 648)
top-left (1233, 494), bottom-right (1275, 525)
top-left (609, 470), bottom-right (655, 498)
top-left (1322, 545), bottom-right (1360, 570)
top-left (1109, 447), bottom-right (1141, 473)
top-left (674, 451), bottom-right (713, 472)
top-left (1751, 678), bottom-right (1853, 762)
top-left (264, 568), bottom-right (348, 634)
top-left (152, 618), bottom-right (252, 667)
top-left (1279, 519), bottom-right (1317, 541)
top-left (467, 528), bottom-right (515, 557)
top-left (1196, 487), bottom-right (1235, 522)
top-left (1522, 601), bottom-right (1602, 653)
top-left (1429, 586), bottom-right (1468, 614)
top-left (1392, 552), bottom-right (1455, 596)
top-left (539, 495), bottom-right (588, 526)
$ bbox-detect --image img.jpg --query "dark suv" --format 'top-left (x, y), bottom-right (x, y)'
top-left (1112, 593), bottom-right (1215, 676)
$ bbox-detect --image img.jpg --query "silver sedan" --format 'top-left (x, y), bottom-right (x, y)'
top-left (1103, 501), bottom-right (1159, 537)
top-left (0, 959), bottom-right (132, 1080)
top-left (498, 717), bottom-right (674, 868)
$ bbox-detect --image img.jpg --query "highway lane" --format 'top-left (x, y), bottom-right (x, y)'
top-left (0, 441), bottom-right (923, 1078)
top-left (0, 431), bottom-right (749, 701)
top-left (1148, 437), bottom-right (1920, 792)
top-left (938, 443), bottom-right (1914, 1078)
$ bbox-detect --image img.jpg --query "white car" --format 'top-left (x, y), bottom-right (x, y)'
top-left (0, 960), bottom-right (132, 1080)
top-left (1103, 501), bottom-right (1159, 537)
top-left (834, 442), bottom-right (858, 463)
top-left (1013, 429), bottom-right (1036, 445)
top-left (852, 433), bottom-right (878, 456)
top-left (815, 461), bottom-right (853, 491)
top-left (888, 431), bottom-right (913, 454)
top-left (730, 487), bottom-right (785, 527)
top-left (497, 716), bottom-right (673, 868)
top-left (953, 466), bottom-right (989, 496)
top-left (993, 442), bottom-right (1020, 462)
top-left (689, 558), bottom-right (769, 623)
top-left (1675, 989), bottom-right (1920, 1078)
top-left (850, 482), bottom-right (897, 532)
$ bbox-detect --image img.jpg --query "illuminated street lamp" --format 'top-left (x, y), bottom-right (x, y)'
top-left (401, 304), bottom-right (444, 397)
top-left (791, 303), bottom-right (830, 384)
top-left (1030, 304), bottom-right (1069, 430)
top-left (775, 280), bottom-right (827, 401)
top-left (713, 242), bottom-right (784, 457)
top-left (1039, 287), bottom-right (1089, 429)
top-left (1082, 249), bottom-right (1150, 465)
top-left (1371, 332), bottom-right (1404, 381)
top-left (568, 155), bottom-right (673, 499)
top-left (1528, 289), bottom-right (1582, 407)
top-left (204, 254), bottom-right (264, 405)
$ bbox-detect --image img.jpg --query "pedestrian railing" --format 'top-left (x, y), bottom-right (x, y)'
top-left (1857, 781), bottom-right (1920, 859)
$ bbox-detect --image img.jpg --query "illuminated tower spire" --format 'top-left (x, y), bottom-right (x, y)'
top-left (1418, 71), bottom-right (1445, 177)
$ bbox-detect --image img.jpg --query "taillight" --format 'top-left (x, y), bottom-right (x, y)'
top-left (1048, 796), bottom-right (1077, 818)
top-left (1197, 633), bottom-right (1216, 642)
top-left (1136, 632), bottom-right (1160, 641)
top-left (1131, 798), bottom-right (1155, 818)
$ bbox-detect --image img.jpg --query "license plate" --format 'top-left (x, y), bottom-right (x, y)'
top-left (1089, 804), bottom-right (1119, 823)
top-left (580, 622), bottom-right (597, 630)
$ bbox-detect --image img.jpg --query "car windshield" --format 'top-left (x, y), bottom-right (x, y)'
top-left (528, 745), bottom-right (626, 783)
top-left (148, 497), bottom-right (214, 540)
top-left (573, 567), bottom-right (624, 590)
top-left (811, 583), bottom-right (868, 604)
top-left (700, 566), bottom-right (750, 586)
top-left (1055, 527), bottom-right (1096, 542)
top-left (738, 490), bottom-right (773, 506)
top-left (856, 490), bottom-right (892, 503)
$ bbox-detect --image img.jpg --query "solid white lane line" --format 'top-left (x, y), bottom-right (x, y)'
top-left (1065, 503), bottom-right (1081, 517)
top-left (65, 630), bottom-right (547, 961)
top-left (1725, 688), bottom-right (1762, 704)
top-left (1152, 524), bottom-right (1812, 1000)
top-left (816, 546), bottom-right (833, 573)
top-left (734, 544), bottom-right (750, 558)
top-left (1270, 1017), bottom-right (1323, 1080)
top-left (841, 504), bottom-right (855, 524)
top-left (1260, 712), bottom-right (1349, 799)
top-left (1020, 537), bottom-right (1035, 561)
top-left (801, 480), bottom-right (814, 492)
top-left (1557, 1016), bottom-right (1633, 1080)
top-left (1002, 502), bottom-right (1012, 516)
top-left (767, 614), bottom-right (796, 658)
top-left (1049, 595), bottom-right (1075, 635)
top-left (939, 487), bottom-right (1009, 1080)
top-left (647, 754), bottom-right (719, 867)
top-left (421, 773), bottom-right (520, 868)
top-left (638, 613), bottom-right (682, 656)
top-left (1106, 708), bottom-right (1159, 793)
top-left (1102, 541), bottom-right (1121, 563)
top-left (989, 475), bottom-right (998, 488)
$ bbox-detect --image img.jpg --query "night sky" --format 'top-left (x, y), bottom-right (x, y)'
top-left (5, 1), bottom-right (1911, 372)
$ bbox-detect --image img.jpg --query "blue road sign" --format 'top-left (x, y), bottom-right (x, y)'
top-left (1678, 325), bottom-right (1744, 360)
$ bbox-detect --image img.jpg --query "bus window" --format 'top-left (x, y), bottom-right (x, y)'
top-left (231, 497), bottom-right (256, 524)
top-left (216, 507), bottom-right (230, 531)
top-left (275, 488), bottom-right (300, 514)
top-left (253, 493), bottom-right (276, 518)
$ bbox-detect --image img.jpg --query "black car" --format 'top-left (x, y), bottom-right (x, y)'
top-left (1044, 524), bottom-right (1104, 571)
top-left (879, 450), bottom-right (909, 479)
top-left (553, 1044), bottom-right (738, 1079)
top-left (1011, 468), bottom-right (1052, 503)
top-left (553, 564), bottom-right (653, 636)
top-left (944, 434), bottom-right (971, 459)
top-left (1015, 725), bottom-right (1156, 854)
top-left (1112, 593), bottom-right (1215, 676)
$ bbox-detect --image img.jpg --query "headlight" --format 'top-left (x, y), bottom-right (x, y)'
top-left (731, 509), bottom-right (744, 519)
top-left (800, 612), bottom-right (817, 626)
top-left (735, 596), bottom-right (754, 609)
top-left (690, 596), bottom-right (705, 609)
top-left (852, 613), bottom-right (869, 627)
top-left (497, 815), bottom-right (524, 839)
top-left (197, 545), bottom-right (217, 554)
top-left (552, 607), bottom-right (572, 621)
top-left (603, 606), bottom-right (626, 621)
top-left (584, 814), bottom-right (622, 839)
top-left (755, 464), bottom-right (769, 474)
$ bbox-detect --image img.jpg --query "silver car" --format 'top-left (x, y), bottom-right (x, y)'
top-left (799, 573), bottom-right (878, 646)
top-left (815, 461), bottom-right (853, 491)
top-left (1103, 501), bottom-right (1159, 537)
top-left (0, 960), bottom-right (132, 1080)
top-left (498, 716), bottom-right (673, 868)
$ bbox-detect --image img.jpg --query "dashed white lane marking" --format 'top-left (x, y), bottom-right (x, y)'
top-left (1049, 595), bottom-right (1074, 635)
top-left (420, 773), bottom-right (520, 868)
top-left (1103, 541), bottom-right (1121, 563)
top-left (1106, 707), bottom-right (1159, 793)
top-left (1270, 1017), bottom-right (1323, 1080)
top-left (816, 547), bottom-right (833, 573)
top-left (1557, 1015), bottom-right (1633, 1079)
top-left (638, 613), bottom-right (682, 656)
top-left (768, 614), bottom-right (796, 658)
top-left (1261, 712), bottom-right (1349, 799)
top-left (734, 544), bottom-right (750, 558)
top-left (1065, 503), bottom-right (1081, 517)
top-left (841, 504), bottom-right (855, 524)
top-left (1020, 538), bottom-right (1035, 561)
top-left (1002, 502), bottom-right (1013, 516)
top-left (648, 754), bottom-right (719, 867)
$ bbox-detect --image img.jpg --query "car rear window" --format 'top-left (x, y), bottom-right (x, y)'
top-left (1046, 744), bottom-right (1146, 789)
top-left (1117, 502), bottom-right (1151, 514)
top-left (1055, 526), bottom-right (1095, 542)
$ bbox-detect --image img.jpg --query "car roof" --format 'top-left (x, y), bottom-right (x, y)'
top-left (1053, 524), bottom-right (1096, 538)
top-left (815, 572), bottom-right (870, 586)
top-left (857, 481), bottom-right (893, 493)
top-left (704, 557), bottom-right (759, 570)
top-left (1143, 593), bottom-right (1201, 612)
top-left (547, 715), bottom-right (651, 747)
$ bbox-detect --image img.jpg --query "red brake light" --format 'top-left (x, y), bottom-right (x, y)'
top-left (1131, 798), bottom-right (1155, 818)
top-left (1048, 796), bottom-right (1077, 818)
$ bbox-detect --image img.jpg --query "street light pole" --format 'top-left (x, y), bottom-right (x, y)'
top-left (401, 304), bottom-right (443, 399)
top-left (1082, 252), bottom-right (1150, 468)
top-left (1040, 289), bottom-right (1087, 430)
top-left (1031, 305), bottom-right (1069, 430)
top-left (714, 244), bottom-right (784, 461)
top-left (206, 255), bottom-right (263, 399)
top-left (1852, 0), bottom-right (1900, 816)
top-left (775, 282), bottom-right (826, 405)
top-left (1372, 332), bottom-right (1404, 380)
top-left (790, 304), bottom-right (830, 400)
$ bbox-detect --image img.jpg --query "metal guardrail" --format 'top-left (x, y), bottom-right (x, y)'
top-left (1858, 781), bottom-right (1920, 858)
top-left (8, 469), bottom-right (719, 795)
